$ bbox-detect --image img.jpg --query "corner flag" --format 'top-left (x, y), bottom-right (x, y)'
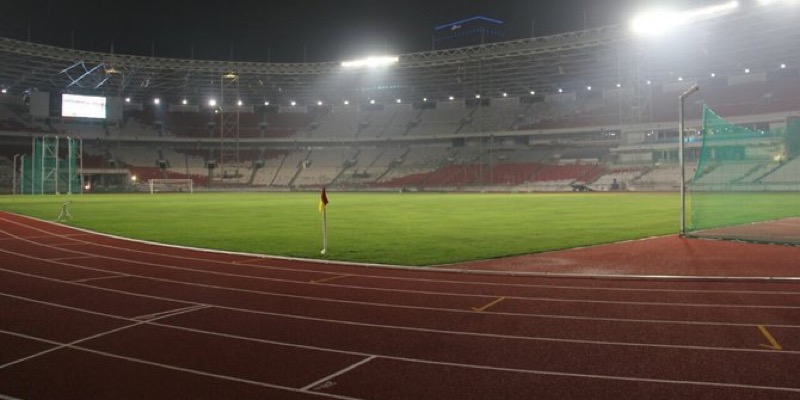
top-left (319, 187), bottom-right (329, 213)
top-left (319, 187), bottom-right (329, 254)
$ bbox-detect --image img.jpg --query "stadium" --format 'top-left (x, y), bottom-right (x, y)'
top-left (1, 1), bottom-right (800, 398)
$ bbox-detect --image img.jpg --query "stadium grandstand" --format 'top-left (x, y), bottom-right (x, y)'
top-left (1, 2), bottom-right (800, 194)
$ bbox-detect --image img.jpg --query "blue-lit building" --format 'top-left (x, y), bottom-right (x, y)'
top-left (432, 16), bottom-right (506, 50)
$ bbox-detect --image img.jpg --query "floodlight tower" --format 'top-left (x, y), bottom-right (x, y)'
top-left (219, 72), bottom-right (241, 183)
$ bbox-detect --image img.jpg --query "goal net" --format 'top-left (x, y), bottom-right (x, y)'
top-left (148, 178), bottom-right (194, 194)
top-left (686, 106), bottom-right (800, 244)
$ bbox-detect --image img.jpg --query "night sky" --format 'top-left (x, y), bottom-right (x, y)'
top-left (1, 1), bottom-right (698, 62)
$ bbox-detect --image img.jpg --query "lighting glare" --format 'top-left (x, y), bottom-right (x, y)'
top-left (153, 98), bottom-right (160, 105)
top-left (396, 99), bottom-right (402, 103)
top-left (182, 99), bottom-right (188, 105)
top-left (341, 55), bottom-right (399, 68)
top-left (344, 100), bottom-right (350, 105)
top-left (1, 88), bottom-right (7, 94)
top-left (208, 99), bottom-right (217, 107)
top-left (630, 1), bottom-right (739, 37)
top-left (759, 0), bottom-right (799, 5)
top-left (290, 101), bottom-right (296, 106)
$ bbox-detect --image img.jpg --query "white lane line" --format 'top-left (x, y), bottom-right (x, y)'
top-left (3, 260), bottom-right (800, 335)
top-left (0, 322), bottom-right (147, 370)
top-left (301, 356), bottom-right (377, 391)
top-left (3, 216), bottom-right (799, 296)
top-left (49, 256), bottom-right (98, 262)
top-left (0, 302), bottom-right (208, 371)
top-left (133, 305), bottom-right (211, 321)
top-left (3, 322), bottom-right (800, 396)
top-left (0, 231), bottom-right (797, 312)
top-left (71, 275), bottom-right (128, 284)
top-left (0, 329), bottom-right (360, 400)
top-left (4, 277), bottom-right (800, 360)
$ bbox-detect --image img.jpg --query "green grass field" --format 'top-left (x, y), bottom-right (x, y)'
top-left (0, 192), bottom-right (680, 266)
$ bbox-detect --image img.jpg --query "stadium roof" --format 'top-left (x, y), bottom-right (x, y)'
top-left (0, 4), bottom-right (798, 108)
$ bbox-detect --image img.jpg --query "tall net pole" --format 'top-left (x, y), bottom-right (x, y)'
top-left (679, 85), bottom-right (699, 236)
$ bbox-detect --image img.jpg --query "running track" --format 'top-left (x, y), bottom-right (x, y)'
top-left (1, 211), bottom-right (799, 399)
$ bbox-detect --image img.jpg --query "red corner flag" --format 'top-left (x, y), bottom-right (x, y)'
top-left (319, 187), bottom-right (329, 213)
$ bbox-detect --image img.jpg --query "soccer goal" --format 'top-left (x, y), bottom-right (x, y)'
top-left (148, 178), bottom-right (194, 194)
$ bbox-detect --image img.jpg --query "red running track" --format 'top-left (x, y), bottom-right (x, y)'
top-left (1, 211), bottom-right (799, 399)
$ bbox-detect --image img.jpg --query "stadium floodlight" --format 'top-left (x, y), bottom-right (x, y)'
top-left (710, 72), bottom-right (716, 77)
top-left (780, 63), bottom-right (787, 69)
top-left (502, 92), bottom-right (508, 97)
top-left (341, 55), bottom-right (399, 68)
top-left (631, 1), bottom-right (739, 37)
top-left (317, 101), bottom-right (323, 106)
top-left (343, 100), bottom-right (350, 105)
top-left (530, 90), bottom-right (536, 95)
top-left (475, 94), bottom-right (481, 99)
top-left (744, 68), bottom-right (751, 73)
top-left (290, 101), bottom-right (296, 106)
top-left (125, 97), bottom-right (131, 103)
top-left (264, 101), bottom-right (270, 106)
top-left (449, 96), bottom-right (455, 101)
top-left (586, 86), bottom-right (592, 91)
top-left (237, 100), bottom-right (243, 106)
top-left (153, 98), bottom-right (160, 105)
top-left (1, 88), bottom-right (7, 94)
top-left (558, 88), bottom-right (564, 93)
top-left (182, 99), bottom-right (188, 105)
top-left (646, 80), bottom-right (652, 85)
top-left (208, 99), bottom-right (217, 107)
top-left (396, 99), bottom-right (402, 104)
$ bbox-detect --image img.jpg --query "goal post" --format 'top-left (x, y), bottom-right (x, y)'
top-left (148, 178), bottom-right (194, 194)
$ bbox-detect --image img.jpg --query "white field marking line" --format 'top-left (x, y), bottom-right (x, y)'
top-left (4, 271), bottom-right (800, 360)
top-left (133, 305), bottom-right (210, 321)
top-left (3, 253), bottom-right (800, 335)
top-left (3, 216), bottom-right (799, 297)
top-left (1, 229), bottom-right (798, 311)
top-left (2, 305), bottom-right (800, 397)
top-left (0, 329), bottom-right (361, 400)
top-left (71, 275), bottom-right (129, 284)
top-left (301, 356), bottom-right (377, 391)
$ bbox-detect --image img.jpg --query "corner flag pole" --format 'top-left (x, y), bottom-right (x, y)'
top-left (319, 187), bottom-right (329, 254)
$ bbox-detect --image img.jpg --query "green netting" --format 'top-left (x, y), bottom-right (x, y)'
top-left (18, 136), bottom-right (81, 195)
top-left (686, 106), bottom-right (800, 243)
